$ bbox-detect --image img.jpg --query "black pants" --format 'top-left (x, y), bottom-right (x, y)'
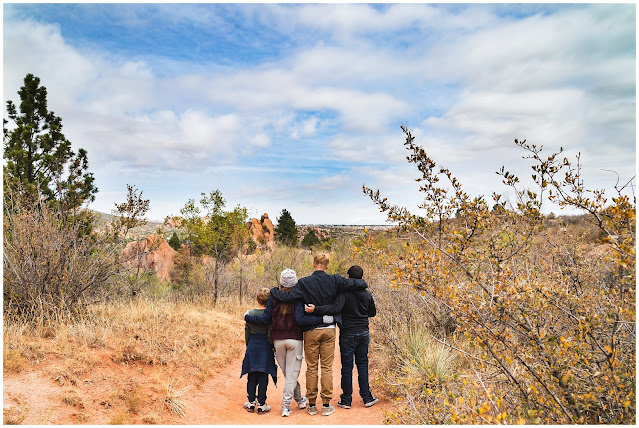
top-left (247, 371), bottom-right (269, 405)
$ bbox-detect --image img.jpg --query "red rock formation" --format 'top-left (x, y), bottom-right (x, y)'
top-left (247, 213), bottom-right (275, 250)
top-left (121, 235), bottom-right (177, 281)
top-left (300, 226), bottom-right (329, 241)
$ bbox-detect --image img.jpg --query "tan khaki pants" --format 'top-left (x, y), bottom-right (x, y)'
top-left (303, 328), bottom-right (336, 405)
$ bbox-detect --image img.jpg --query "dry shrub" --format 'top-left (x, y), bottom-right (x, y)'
top-left (3, 185), bottom-right (120, 323)
top-left (112, 382), bottom-right (144, 414)
top-left (3, 349), bottom-right (25, 373)
top-left (364, 127), bottom-right (635, 424)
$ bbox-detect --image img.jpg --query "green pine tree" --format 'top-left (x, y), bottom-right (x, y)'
top-left (301, 229), bottom-right (321, 248)
top-left (275, 208), bottom-right (298, 246)
top-left (168, 231), bottom-right (181, 251)
top-left (3, 73), bottom-right (97, 209)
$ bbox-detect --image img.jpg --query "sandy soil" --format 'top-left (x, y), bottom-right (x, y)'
top-left (4, 340), bottom-right (389, 425)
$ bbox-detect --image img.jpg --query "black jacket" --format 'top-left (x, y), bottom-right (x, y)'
top-left (313, 288), bottom-right (376, 334)
top-left (270, 270), bottom-right (367, 331)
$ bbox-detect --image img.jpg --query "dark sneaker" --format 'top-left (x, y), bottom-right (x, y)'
top-left (364, 397), bottom-right (379, 408)
top-left (257, 403), bottom-right (271, 414)
top-left (322, 404), bottom-right (336, 416)
top-left (306, 404), bottom-right (318, 415)
top-left (243, 400), bottom-right (256, 412)
top-left (337, 401), bottom-right (351, 409)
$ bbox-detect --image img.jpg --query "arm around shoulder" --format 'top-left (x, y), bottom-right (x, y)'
top-left (368, 293), bottom-right (377, 318)
top-left (271, 285), bottom-right (302, 302)
top-left (335, 275), bottom-right (368, 292)
top-left (312, 292), bottom-right (346, 316)
top-left (295, 301), bottom-right (326, 327)
top-left (244, 296), bottom-right (273, 325)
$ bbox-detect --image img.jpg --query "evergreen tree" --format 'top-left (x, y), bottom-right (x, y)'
top-left (3, 73), bottom-right (97, 209)
top-left (301, 229), bottom-right (321, 248)
top-left (275, 208), bottom-right (298, 246)
top-left (168, 232), bottom-right (181, 251)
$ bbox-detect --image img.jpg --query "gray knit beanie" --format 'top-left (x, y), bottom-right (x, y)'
top-left (280, 269), bottom-right (297, 289)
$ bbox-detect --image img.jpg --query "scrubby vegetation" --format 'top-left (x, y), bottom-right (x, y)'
top-left (3, 76), bottom-right (634, 424)
top-left (359, 127), bottom-right (635, 424)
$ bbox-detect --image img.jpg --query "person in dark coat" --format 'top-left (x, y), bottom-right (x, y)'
top-left (306, 265), bottom-right (379, 409)
top-left (269, 253), bottom-right (368, 416)
top-left (241, 287), bottom-right (277, 414)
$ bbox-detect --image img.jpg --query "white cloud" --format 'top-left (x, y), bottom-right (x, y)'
top-left (290, 117), bottom-right (319, 139)
top-left (4, 4), bottom-right (633, 224)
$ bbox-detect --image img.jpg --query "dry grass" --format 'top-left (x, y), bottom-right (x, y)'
top-left (62, 390), bottom-right (84, 409)
top-left (399, 325), bottom-right (457, 380)
top-left (3, 349), bottom-right (25, 373)
top-left (111, 382), bottom-right (145, 414)
top-left (108, 411), bottom-right (129, 425)
top-left (163, 378), bottom-right (189, 417)
top-left (3, 295), bottom-right (246, 424)
top-left (3, 406), bottom-right (27, 425)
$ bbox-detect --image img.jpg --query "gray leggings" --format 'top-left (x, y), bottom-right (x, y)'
top-left (274, 338), bottom-right (304, 409)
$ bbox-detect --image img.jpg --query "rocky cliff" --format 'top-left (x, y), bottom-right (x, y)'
top-left (247, 213), bottom-right (275, 250)
top-left (120, 235), bottom-right (176, 281)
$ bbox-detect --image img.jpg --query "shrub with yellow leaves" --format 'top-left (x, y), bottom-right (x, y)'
top-left (363, 126), bottom-right (635, 424)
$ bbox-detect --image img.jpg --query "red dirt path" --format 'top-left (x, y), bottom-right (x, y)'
top-left (188, 342), bottom-right (389, 424)
top-left (4, 341), bottom-right (390, 424)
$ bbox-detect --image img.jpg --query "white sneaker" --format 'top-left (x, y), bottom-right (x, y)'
top-left (322, 403), bottom-right (336, 416)
top-left (297, 397), bottom-right (308, 409)
top-left (282, 407), bottom-right (291, 417)
top-left (257, 403), bottom-right (271, 414)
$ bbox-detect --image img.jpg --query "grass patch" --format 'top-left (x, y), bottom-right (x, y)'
top-left (108, 411), bottom-right (129, 425)
top-left (62, 390), bottom-right (84, 409)
top-left (3, 349), bottom-right (25, 373)
top-left (112, 382), bottom-right (144, 414)
top-left (3, 406), bottom-right (26, 425)
top-left (163, 378), bottom-right (189, 417)
top-left (400, 324), bottom-right (457, 380)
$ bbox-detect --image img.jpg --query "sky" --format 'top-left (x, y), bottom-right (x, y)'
top-left (3, 3), bottom-right (636, 225)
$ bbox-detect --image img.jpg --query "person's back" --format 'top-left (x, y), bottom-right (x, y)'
top-left (307, 265), bottom-right (378, 409)
top-left (270, 299), bottom-right (303, 341)
top-left (241, 288), bottom-right (277, 414)
top-left (244, 269), bottom-right (333, 417)
top-left (339, 287), bottom-right (376, 335)
top-left (268, 253), bottom-right (368, 417)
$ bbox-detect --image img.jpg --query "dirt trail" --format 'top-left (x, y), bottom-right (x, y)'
top-left (188, 341), bottom-right (389, 424)
top-left (4, 332), bottom-right (390, 424)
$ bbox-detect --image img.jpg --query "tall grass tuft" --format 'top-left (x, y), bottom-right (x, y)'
top-left (163, 378), bottom-right (189, 417)
top-left (400, 324), bottom-right (456, 381)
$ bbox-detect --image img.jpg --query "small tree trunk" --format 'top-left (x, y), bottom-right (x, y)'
top-left (239, 263), bottom-right (244, 304)
top-left (213, 258), bottom-right (219, 306)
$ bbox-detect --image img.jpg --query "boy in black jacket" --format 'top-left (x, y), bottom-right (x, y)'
top-left (306, 265), bottom-right (378, 409)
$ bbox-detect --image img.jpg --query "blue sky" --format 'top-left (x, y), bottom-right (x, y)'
top-left (3, 3), bottom-right (636, 224)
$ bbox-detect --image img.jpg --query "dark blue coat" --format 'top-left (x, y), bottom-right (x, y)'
top-left (240, 332), bottom-right (277, 384)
